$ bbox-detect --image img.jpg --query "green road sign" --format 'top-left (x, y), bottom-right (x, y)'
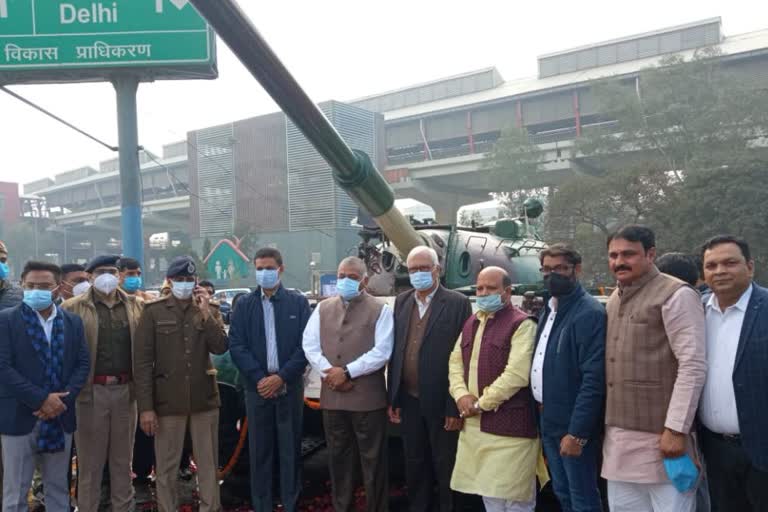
top-left (0, 0), bottom-right (216, 82)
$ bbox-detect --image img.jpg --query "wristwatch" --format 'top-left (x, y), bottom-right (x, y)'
top-left (567, 434), bottom-right (588, 447)
top-left (343, 366), bottom-right (352, 381)
top-left (472, 400), bottom-right (482, 414)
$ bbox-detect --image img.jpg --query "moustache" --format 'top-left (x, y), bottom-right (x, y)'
top-left (614, 265), bottom-right (632, 273)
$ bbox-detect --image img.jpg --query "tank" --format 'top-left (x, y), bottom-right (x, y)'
top-left (188, 0), bottom-right (546, 297)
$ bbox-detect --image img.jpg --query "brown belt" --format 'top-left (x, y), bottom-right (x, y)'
top-left (93, 373), bottom-right (130, 386)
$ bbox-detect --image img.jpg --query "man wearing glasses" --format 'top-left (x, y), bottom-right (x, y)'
top-left (531, 244), bottom-right (606, 512)
top-left (0, 261), bottom-right (90, 512)
top-left (388, 246), bottom-right (472, 512)
top-left (61, 255), bottom-right (144, 512)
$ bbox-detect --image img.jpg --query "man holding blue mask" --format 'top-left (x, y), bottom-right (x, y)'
top-left (303, 256), bottom-right (394, 512)
top-left (229, 247), bottom-right (310, 512)
top-left (0, 240), bottom-right (23, 311)
top-left (448, 266), bottom-right (545, 512)
top-left (387, 246), bottom-right (472, 512)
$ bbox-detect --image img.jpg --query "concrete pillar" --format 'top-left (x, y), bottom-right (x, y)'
top-left (432, 194), bottom-right (462, 225)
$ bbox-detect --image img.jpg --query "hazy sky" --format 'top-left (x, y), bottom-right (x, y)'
top-left (0, 0), bottom-right (764, 188)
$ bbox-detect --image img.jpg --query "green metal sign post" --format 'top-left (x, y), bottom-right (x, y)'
top-left (0, 0), bottom-right (217, 273)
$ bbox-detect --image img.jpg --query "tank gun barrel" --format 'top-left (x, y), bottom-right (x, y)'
top-left (189, 0), bottom-right (424, 256)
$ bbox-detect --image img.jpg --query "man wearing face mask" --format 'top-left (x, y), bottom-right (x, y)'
top-left (229, 248), bottom-right (310, 512)
top-left (58, 263), bottom-right (91, 302)
top-left (117, 257), bottom-right (151, 301)
top-left (448, 266), bottom-right (546, 512)
top-left (387, 246), bottom-right (472, 512)
top-left (303, 256), bottom-right (394, 512)
top-left (61, 254), bottom-right (144, 512)
top-left (0, 261), bottom-right (90, 512)
top-left (0, 241), bottom-right (23, 311)
top-left (134, 256), bottom-right (228, 512)
top-left (532, 244), bottom-right (606, 512)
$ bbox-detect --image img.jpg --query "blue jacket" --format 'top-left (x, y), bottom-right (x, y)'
top-left (707, 283), bottom-right (768, 470)
top-left (534, 284), bottom-right (606, 439)
top-left (228, 285), bottom-right (311, 392)
top-left (0, 305), bottom-right (90, 435)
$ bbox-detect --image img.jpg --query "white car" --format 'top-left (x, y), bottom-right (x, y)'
top-left (212, 288), bottom-right (252, 304)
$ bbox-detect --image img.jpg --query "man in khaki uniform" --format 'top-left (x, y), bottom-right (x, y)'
top-left (62, 254), bottom-right (143, 512)
top-left (134, 256), bottom-right (228, 512)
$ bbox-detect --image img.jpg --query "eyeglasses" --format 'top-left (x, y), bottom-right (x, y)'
top-left (539, 265), bottom-right (574, 275)
top-left (408, 265), bottom-right (434, 273)
top-left (23, 283), bottom-right (58, 291)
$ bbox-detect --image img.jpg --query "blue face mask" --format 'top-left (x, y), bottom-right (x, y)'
top-left (256, 269), bottom-right (280, 289)
top-left (663, 454), bottom-right (699, 492)
top-left (409, 271), bottom-right (434, 291)
top-left (0, 262), bottom-right (8, 280)
top-left (122, 276), bottom-right (142, 292)
top-left (336, 278), bottom-right (361, 301)
top-left (23, 290), bottom-right (54, 311)
top-left (171, 281), bottom-right (195, 300)
top-left (476, 293), bottom-right (504, 313)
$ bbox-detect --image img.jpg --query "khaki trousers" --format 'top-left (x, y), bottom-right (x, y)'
top-left (75, 384), bottom-right (136, 512)
top-left (155, 408), bottom-right (220, 512)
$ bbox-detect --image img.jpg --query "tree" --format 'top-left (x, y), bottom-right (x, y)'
top-left (549, 49), bottom-right (768, 283)
top-left (458, 209), bottom-right (484, 227)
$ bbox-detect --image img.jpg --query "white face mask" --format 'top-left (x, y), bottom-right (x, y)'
top-left (93, 273), bottom-right (119, 295)
top-left (171, 281), bottom-right (195, 300)
top-left (72, 281), bottom-right (91, 297)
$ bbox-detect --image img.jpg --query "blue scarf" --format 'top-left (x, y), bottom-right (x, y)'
top-left (20, 303), bottom-right (66, 453)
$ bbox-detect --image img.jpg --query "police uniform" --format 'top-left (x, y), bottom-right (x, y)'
top-left (134, 257), bottom-right (228, 512)
top-left (62, 254), bottom-right (143, 512)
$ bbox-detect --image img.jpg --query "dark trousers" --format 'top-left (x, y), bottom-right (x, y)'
top-left (400, 393), bottom-right (458, 512)
top-left (323, 408), bottom-right (388, 512)
top-left (701, 428), bottom-right (768, 512)
top-left (246, 388), bottom-right (303, 512)
top-left (541, 434), bottom-right (603, 512)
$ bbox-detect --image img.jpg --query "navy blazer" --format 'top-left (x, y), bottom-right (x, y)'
top-left (708, 283), bottom-right (768, 470)
top-left (228, 285), bottom-right (311, 392)
top-left (0, 305), bottom-right (90, 435)
top-left (534, 284), bottom-right (606, 440)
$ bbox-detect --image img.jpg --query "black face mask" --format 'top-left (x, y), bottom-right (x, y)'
top-left (544, 272), bottom-right (577, 297)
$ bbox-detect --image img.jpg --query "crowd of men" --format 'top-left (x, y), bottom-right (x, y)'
top-left (0, 225), bottom-right (764, 512)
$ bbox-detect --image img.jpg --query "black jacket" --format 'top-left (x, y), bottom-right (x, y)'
top-left (388, 285), bottom-right (472, 419)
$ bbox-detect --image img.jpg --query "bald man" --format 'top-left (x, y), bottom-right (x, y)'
top-left (302, 257), bottom-right (394, 512)
top-left (388, 246), bottom-right (472, 512)
top-left (448, 267), bottom-right (544, 512)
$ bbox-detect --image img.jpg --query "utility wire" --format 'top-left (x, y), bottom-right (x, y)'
top-left (141, 150), bottom-right (229, 217)
top-left (1, 85), bottom-right (118, 152)
top-left (3, 83), bottom-right (341, 244)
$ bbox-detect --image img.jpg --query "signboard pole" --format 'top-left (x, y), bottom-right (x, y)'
top-left (113, 75), bottom-right (144, 268)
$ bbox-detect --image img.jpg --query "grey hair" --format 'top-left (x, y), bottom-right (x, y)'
top-left (338, 256), bottom-right (367, 277)
top-left (407, 246), bottom-right (439, 267)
